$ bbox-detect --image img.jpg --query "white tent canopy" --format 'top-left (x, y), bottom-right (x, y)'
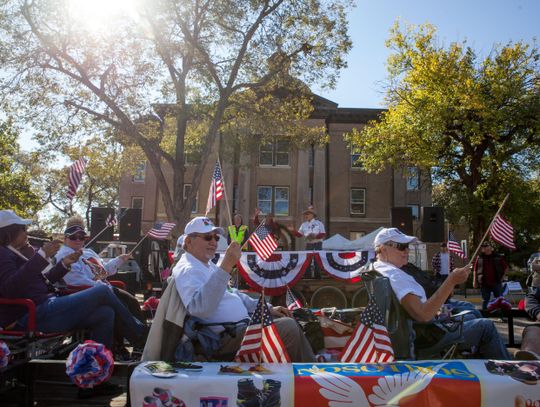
top-left (322, 227), bottom-right (385, 251)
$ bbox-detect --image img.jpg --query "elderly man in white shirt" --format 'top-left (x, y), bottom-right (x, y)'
top-left (173, 216), bottom-right (315, 362)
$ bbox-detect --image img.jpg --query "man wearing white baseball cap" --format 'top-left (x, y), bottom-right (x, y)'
top-left (173, 216), bottom-right (315, 362)
top-left (372, 227), bottom-right (509, 359)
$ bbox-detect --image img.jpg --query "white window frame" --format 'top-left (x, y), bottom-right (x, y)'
top-left (407, 204), bottom-right (420, 220)
top-left (350, 148), bottom-right (363, 169)
top-left (131, 197), bottom-right (144, 210)
top-left (259, 138), bottom-right (290, 167)
top-left (133, 162), bottom-right (146, 182)
top-left (406, 167), bottom-right (419, 191)
top-left (257, 186), bottom-right (289, 216)
top-left (350, 188), bottom-right (366, 215)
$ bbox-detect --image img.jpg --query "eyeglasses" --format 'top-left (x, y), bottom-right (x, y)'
top-left (192, 234), bottom-right (220, 242)
top-left (68, 234), bottom-right (86, 241)
top-left (384, 241), bottom-right (410, 251)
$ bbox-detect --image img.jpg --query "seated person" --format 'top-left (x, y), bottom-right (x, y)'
top-left (173, 216), bottom-right (315, 362)
top-left (515, 287), bottom-right (540, 360)
top-left (402, 262), bottom-right (482, 320)
top-left (55, 216), bottom-right (145, 358)
top-left (372, 227), bottom-right (510, 359)
top-left (0, 210), bottom-right (147, 352)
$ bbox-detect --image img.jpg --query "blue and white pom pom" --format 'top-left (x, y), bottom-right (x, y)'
top-left (65, 340), bottom-right (114, 388)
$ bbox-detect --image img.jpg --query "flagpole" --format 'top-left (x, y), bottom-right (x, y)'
top-left (84, 225), bottom-right (113, 249)
top-left (258, 288), bottom-right (265, 365)
top-left (217, 155), bottom-right (233, 226)
top-left (468, 193), bottom-right (510, 264)
top-left (128, 233), bottom-right (149, 256)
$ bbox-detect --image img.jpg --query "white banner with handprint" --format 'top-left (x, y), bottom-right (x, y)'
top-left (130, 360), bottom-right (540, 406)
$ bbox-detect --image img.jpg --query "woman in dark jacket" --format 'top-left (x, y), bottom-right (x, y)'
top-left (0, 210), bottom-right (146, 351)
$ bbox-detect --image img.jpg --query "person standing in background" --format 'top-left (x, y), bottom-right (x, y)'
top-left (227, 214), bottom-right (248, 248)
top-left (473, 241), bottom-right (508, 310)
top-left (431, 242), bottom-right (455, 283)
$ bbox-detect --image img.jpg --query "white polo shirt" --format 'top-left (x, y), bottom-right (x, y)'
top-left (374, 260), bottom-right (427, 303)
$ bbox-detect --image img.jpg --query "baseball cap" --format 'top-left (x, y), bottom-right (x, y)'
top-left (0, 210), bottom-right (32, 229)
top-left (183, 217), bottom-right (224, 236)
top-left (64, 224), bottom-right (88, 237)
top-left (374, 227), bottom-right (417, 247)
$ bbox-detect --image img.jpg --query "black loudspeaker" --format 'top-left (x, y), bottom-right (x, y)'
top-left (391, 207), bottom-right (413, 235)
top-left (119, 208), bottom-right (141, 242)
top-left (90, 207), bottom-right (114, 241)
top-left (421, 206), bottom-right (445, 242)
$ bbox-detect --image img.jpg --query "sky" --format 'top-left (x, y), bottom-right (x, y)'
top-left (315, 0), bottom-right (540, 108)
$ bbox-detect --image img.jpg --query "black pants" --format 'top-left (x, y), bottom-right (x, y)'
top-left (306, 242), bottom-right (323, 279)
top-left (112, 286), bottom-right (144, 348)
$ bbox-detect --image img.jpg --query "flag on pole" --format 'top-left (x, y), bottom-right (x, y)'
top-left (148, 222), bottom-right (176, 240)
top-left (105, 214), bottom-right (117, 227)
top-left (234, 296), bottom-right (290, 363)
top-left (285, 287), bottom-right (302, 311)
top-left (248, 223), bottom-right (278, 261)
top-left (490, 214), bottom-right (516, 250)
top-left (340, 296), bottom-right (394, 363)
top-left (67, 158), bottom-right (87, 200)
top-left (448, 231), bottom-right (466, 259)
top-left (205, 161), bottom-right (224, 215)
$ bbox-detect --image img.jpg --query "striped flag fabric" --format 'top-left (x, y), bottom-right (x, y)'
top-left (248, 223), bottom-right (278, 261)
top-left (67, 158), bottom-right (87, 200)
top-left (234, 295), bottom-right (290, 363)
top-left (205, 161), bottom-right (224, 215)
top-left (448, 231), bottom-right (466, 259)
top-left (285, 287), bottom-right (302, 311)
top-left (147, 222), bottom-right (176, 240)
top-left (105, 214), bottom-right (117, 227)
top-left (340, 296), bottom-right (394, 363)
top-left (490, 214), bottom-right (516, 250)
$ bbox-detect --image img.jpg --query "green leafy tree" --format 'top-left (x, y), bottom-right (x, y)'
top-left (0, 0), bottom-right (352, 230)
top-left (347, 22), bottom-right (540, 246)
top-left (0, 120), bottom-right (41, 216)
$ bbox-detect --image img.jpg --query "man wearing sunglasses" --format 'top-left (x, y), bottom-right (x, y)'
top-left (173, 216), bottom-right (315, 362)
top-left (373, 227), bottom-right (509, 359)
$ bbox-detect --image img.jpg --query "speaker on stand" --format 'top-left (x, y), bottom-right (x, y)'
top-left (421, 206), bottom-right (445, 242)
top-left (391, 207), bottom-right (414, 236)
top-left (119, 208), bottom-right (142, 242)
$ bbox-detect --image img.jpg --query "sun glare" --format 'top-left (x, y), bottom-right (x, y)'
top-left (67, 0), bottom-right (139, 31)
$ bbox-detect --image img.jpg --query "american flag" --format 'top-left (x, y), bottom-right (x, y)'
top-left (105, 214), bottom-right (117, 227)
top-left (147, 222), bottom-right (176, 240)
top-left (285, 287), bottom-right (302, 311)
top-left (66, 158), bottom-right (87, 200)
top-left (234, 295), bottom-right (290, 363)
top-left (205, 161), bottom-right (224, 215)
top-left (248, 222), bottom-right (278, 261)
top-left (448, 231), bottom-right (466, 259)
top-left (490, 214), bottom-right (516, 250)
top-left (340, 296), bottom-right (394, 363)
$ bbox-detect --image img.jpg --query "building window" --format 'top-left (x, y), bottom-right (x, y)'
top-left (406, 167), bottom-right (419, 191)
top-left (257, 186), bottom-right (289, 216)
top-left (350, 231), bottom-right (366, 240)
top-left (259, 138), bottom-right (290, 167)
top-left (407, 204), bottom-right (420, 220)
top-left (183, 184), bottom-right (198, 213)
top-left (350, 188), bottom-right (366, 215)
top-left (132, 197), bottom-right (144, 209)
top-left (133, 162), bottom-right (146, 182)
top-left (351, 148), bottom-right (363, 168)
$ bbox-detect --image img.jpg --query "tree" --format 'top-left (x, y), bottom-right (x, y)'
top-left (346, 22), bottom-right (540, 246)
top-left (0, 120), bottom-right (41, 216)
top-left (0, 0), bottom-right (352, 230)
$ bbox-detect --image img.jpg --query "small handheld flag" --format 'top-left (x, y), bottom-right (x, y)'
top-left (148, 222), bottom-right (176, 240)
top-left (205, 161), bottom-right (224, 215)
top-left (490, 214), bottom-right (516, 250)
top-left (248, 222), bottom-right (278, 261)
top-left (448, 231), bottom-right (466, 259)
top-left (67, 158), bottom-right (87, 200)
top-left (105, 214), bottom-right (117, 227)
top-left (340, 296), bottom-right (394, 363)
top-left (285, 287), bottom-right (302, 311)
top-left (234, 296), bottom-right (290, 363)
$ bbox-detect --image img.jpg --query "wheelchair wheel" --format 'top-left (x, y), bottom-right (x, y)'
top-left (351, 286), bottom-right (368, 308)
top-left (310, 286), bottom-right (347, 309)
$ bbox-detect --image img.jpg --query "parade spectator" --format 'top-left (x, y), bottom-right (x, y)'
top-left (526, 246), bottom-right (540, 289)
top-left (173, 216), bottom-right (315, 362)
top-left (287, 206), bottom-right (326, 250)
top-left (0, 210), bottom-right (146, 348)
top-left (473, 241), bottom-right (509, 310)
top-left (227, 214), bottom-right (248, 248)
top-left (373, 227), bottom-right (510, 359)
top-left (515, 287), bottom-right (540, 360)
top-left (55, 215), bottom-right (145, 360)
top-left (253, 208), bottom-right (288, 250)
top-left (431, 242), bottom-right (455, 283)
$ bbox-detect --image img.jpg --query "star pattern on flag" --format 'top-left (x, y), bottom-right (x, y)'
top-left (248, 223), bottom-right (278, 261)
top-left (67, 158), bottom-right (87, 200)
top-left (286, 287), bottom-right (302, 311)
top-left (448, 231), bottom-right (466, 259)
top-left (340, 296), bottom-right (394, 363)
top-left (205, 161), bottom-right (224, 214)
top-left (147, 222), bottom-right (176, 240)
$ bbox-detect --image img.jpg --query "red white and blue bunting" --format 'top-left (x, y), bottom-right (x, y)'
top-left (235, 251), bottom-right (374, 292)
top-left (237, 252), bottom-right (312, 295)
top-left (314, 251), bottom-right (374, 283)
